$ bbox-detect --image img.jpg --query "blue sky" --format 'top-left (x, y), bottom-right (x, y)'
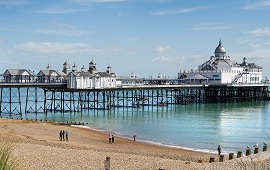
top-left (0, 0), bottom-right (270, 78)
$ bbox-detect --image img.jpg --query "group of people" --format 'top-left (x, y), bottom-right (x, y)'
top-left (108, 133), bottom-right (137, 144)
top-left (217, 142), bottom-right (267, 156)
top-left (59, 130), bottom-right (68, 141)
top-left (108, 134), bottom-right (115, 144)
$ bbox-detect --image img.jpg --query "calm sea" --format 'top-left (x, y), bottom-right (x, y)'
top-left (3, 95), bottom-right (270, 155)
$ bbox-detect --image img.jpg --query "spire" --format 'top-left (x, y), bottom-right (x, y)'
top-left (81, 65), bottom-right (86, 72)
top-left (46, 63), bottom-right (51, 70)
top-left (72, 62), bottom-right (77, 72)
top-left (219, 38), bottom-right (222, 46)
top-left (106, 64), bottom-right (112, 73)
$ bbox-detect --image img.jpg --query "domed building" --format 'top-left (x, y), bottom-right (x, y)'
top-left (179, 40), bottom-right (263, 84)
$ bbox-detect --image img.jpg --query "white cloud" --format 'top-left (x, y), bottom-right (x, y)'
top-left (152, 0), bottom-right (173, 3)
top-left (192, 23), bottom-right (231, 31)
top-left (71, 0), bottom-right (127, 3)
top-left (14, 42), bottom-right (99, 54)
top-left (249, 43), bottom-right (264, 48)
top-left (151, 6), bottom-right (208, 15)
top-left (34, 8), bottom-right (83, 14)
top-left (192, 26), bottom-right (231, 31)
top-left (249, 40), bottom-right (270, 48)
top-left (37, 22), bottom-right (89, 37)
top-left (151, 56), bottom-right (170, 63)
top-left (243, 0), bottom-right (270, 10)
top-left (0, 0), bottom-right (29, 5)
top-left (154, 46), bottom-right (170, 53)
top-left (247, 28), bottom-right (270, 36)
top-left (230, 49), bottom-right (269, 66)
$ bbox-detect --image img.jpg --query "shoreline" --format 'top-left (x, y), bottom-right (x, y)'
top-left (72, 124), bottom-right (221, 155)
top-left (1, 118), bottom-right (270, 169)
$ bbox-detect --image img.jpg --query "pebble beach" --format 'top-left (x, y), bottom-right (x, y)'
top-left (0, 118), bottom-right (270, 170)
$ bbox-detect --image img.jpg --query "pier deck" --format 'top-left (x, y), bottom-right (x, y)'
top-left (0, 82), bottom-right (269, 115)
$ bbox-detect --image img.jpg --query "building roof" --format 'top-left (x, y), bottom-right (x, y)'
top-left (77, 72), bottom-right (93, 77)
top-left (241, 63), bottom-right (263, 69)
top-left (213, 59), bottom-right (237, 66)
top-left (185, 73), bottom-right (208, 80)
top-left (95, 72), bottom-right (115, 77)
top-left (215, 40), bottom-right (226, 53)
top-left (198, 40), bottom-right (264, 72)
top-left (67, 71), bottom-right (116, 77)
top-left (239, 57), bottom-right (262, 69)
top-left (37, 70), bottom-right (66, 76)
top-left (3, 69), bottom-right (34, 76)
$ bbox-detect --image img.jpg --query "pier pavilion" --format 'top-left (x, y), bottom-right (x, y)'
top-left (179, 40), bottom-right (263, 84)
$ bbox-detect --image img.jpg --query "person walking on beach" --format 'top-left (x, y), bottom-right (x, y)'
top-left (133, 134), bottom-right (136, 141)
top-left (109, 134), bottom-right (111, 144)
top-left (59, 130), bottom-right (62, 141)
top-left (66, 130), bottom-right (68, 141)
top-left (111, 135), bottom-right (114, 144)
top-left (62, 130), bottom-right (65, 141)
top-left (217, 145), bottom-right (221, 155)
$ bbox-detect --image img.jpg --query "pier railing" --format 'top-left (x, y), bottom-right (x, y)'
top-left (0, 82), bottom-right (269, 115)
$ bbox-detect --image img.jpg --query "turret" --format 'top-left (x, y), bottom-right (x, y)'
top-left (214, 39), bottom-right (228, 59)
top-left (62, 60), bottom-right (71, 74)
top-left (88, 59), bottom-right (97, 74)
top-left (106, 64), bottom-right (112, 74)
top-left (72, 63), bottom-right (77, 73)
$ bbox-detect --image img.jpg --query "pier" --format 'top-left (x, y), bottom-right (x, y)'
top-left (0, 82), bottom-right (269, 115)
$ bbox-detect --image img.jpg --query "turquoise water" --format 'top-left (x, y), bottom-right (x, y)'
top-left (2, 97), bottom-right (270, 154)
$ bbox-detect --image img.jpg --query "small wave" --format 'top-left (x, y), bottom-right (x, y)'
top-left (71, 124), bottom-right (224, 154)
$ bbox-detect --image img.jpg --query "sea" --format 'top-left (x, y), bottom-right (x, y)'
top-left (2, 91), bottom-right (270, 155)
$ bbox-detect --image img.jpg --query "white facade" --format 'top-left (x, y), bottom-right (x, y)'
top-left (3, 69), bottom-right (34, 83)
top-left (37, 69), bottom-right (66, 83)
top-left (66, 61), bottom-right (117, 89)
top-left (180, 40), bottom-right (263, 84)
top-left (116, 73), bottom-right (144, 86)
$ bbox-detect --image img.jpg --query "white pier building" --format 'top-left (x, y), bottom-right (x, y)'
top-left (66, 60), bottom-right (117, 89)
top-left (179, 40), bottom-right (263, 84)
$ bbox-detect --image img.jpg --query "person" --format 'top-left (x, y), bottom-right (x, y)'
top-left (111, 135), bottom-right (114, 144)
top-left (263, 142), bottom-right (268, 151)
top-left (62, 130), bottom-right (65, 141)
top-left (66, 130), bottom-right (68, 141)
top-left (263, 142), bottom-right (267, 147)
top-left (246, 146), bottom-right (251, 156)
top-left (133, 134), bottom-right (136, 141)
top-left (59, 130), bottom-right (62, 141)
top-left (108, 134), bottom-right (111, 144)
top-left (217, 145), bottom-right (221, 155)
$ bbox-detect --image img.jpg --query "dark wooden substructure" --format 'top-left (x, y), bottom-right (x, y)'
top-left (0, 83), bottom-right (269, 115)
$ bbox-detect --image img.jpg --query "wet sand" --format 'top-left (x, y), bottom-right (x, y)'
top-left (0, 118), bottom-right (269, 170)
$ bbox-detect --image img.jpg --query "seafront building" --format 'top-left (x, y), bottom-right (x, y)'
top-left (37, 63), bottom-right (66, 83)
top-left (66, 59), bottom-right (117, 89)
top-left (3, 69), bottom-right (34, 83)
top-left (179, 40), bottom-right (263, 84)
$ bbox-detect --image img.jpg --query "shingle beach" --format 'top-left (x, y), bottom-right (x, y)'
top-left (0, 118), bottom-right (269, 170)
